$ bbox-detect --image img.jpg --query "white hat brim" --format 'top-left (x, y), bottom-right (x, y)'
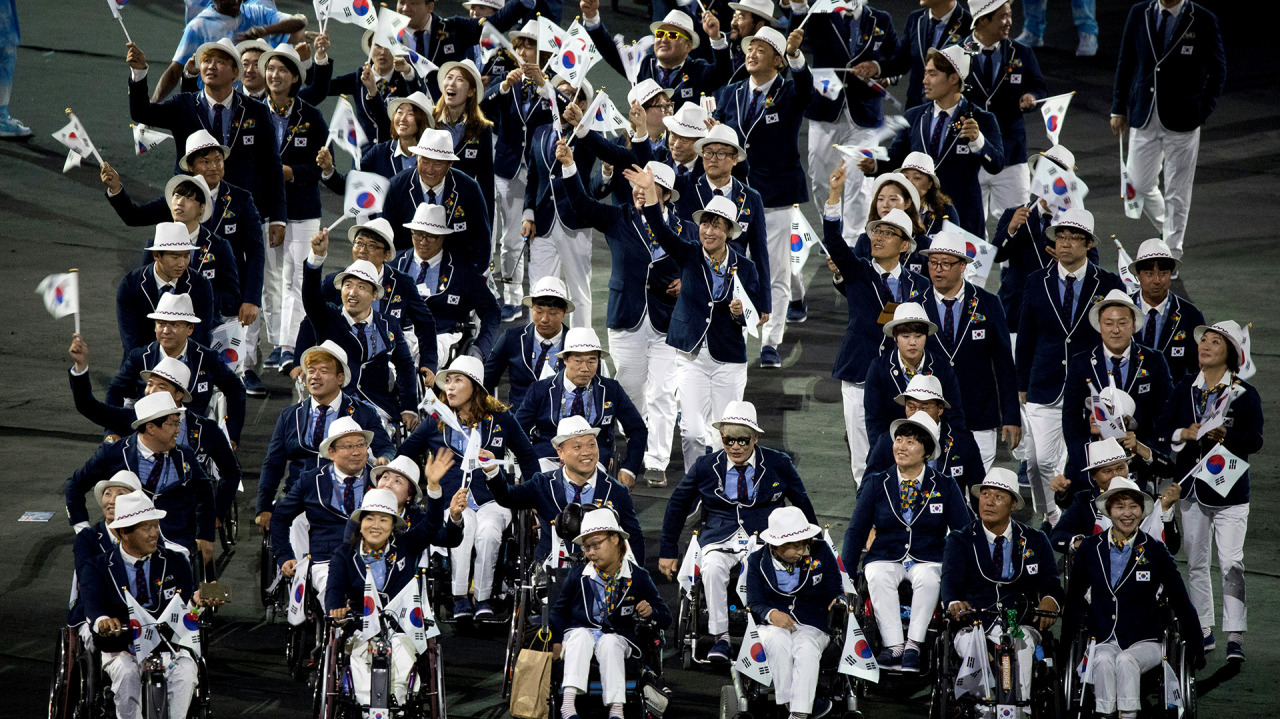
top-left (552, 427), bottom-right (601, 447)
top-left (164, 175), bottom-right (214, 223)
top-left (318, 428), bottom-right (376, 457)
top-left (299, 345), bottom-right (352, 387)
top-left (130, 405), bottom-right (186, 430)
top-left (761, 523), bottom-right (820, 546)
top-left (334, 270), bottom-right (387, 300)
top-left (138, 369), bottom-right (194, 402)
top-left (692, 208), bottom-right (743, 239)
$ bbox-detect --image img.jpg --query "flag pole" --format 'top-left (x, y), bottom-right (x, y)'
top-left (1031, 90), bottom-right (1076, 105)
top-left (69, 268), bottom-right (81, 335)
top-left (327, 213), bottom-right (350, 232)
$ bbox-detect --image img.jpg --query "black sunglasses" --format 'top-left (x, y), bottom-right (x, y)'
top-left (721, 436), bottom-right (752, 447)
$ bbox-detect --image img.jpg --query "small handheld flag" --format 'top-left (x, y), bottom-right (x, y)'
top-left (132, 123), bottom-right (173, 155)
top-left (334, 171), bottom-right (391, 229)
top-left (940, 220), bottom-right (998, 286)
top-left (1038, 92), bottom-right (1073, 145)
top-left (161, 594), bottom-right (203, 657)
top-left (1119, 134), bottom-right (1144, 219)
top-left (105, 0), bottom-right (134, 43)
top-left (359, 564), bottom-right (383, 640)
top-left (836, 612), bottom-right (880, 681)
top-left (329, 0), bottom-right (379, 30)
top-left (1189, 443), bottom-right (1248, 498)
top-left (53, 109), bottom-right (104, 170)
top-left (789, 205), bottom-right (817, 278)
top-left (731, 272), bottom-right (760, 337)
top-left (736, 614), bottom-right (772, 686)
top-left (326, 96), bottom-right (367, 170)
top-left (1114, 238), bottom-right (1137, 294)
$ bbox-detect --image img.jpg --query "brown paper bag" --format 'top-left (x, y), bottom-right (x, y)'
top-left (509, 633), bottom-right (553, 719)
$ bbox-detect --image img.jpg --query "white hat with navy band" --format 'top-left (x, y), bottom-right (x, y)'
top-left (712, 400), bottom-right (765, 434)
top-left (760, 506), bottom-right (821, 546)
top-left (139, 356), bottom-right (194, 403)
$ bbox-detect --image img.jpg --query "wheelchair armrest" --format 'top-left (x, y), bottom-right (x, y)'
top-left (827, 599), bottom-right (850, 634)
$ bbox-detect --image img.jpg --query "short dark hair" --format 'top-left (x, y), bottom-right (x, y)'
top-left (1134, 258), bottom-right (1177, 274)
top-left (171, 180), bottom-right (206, 204)
top-left (927, 53), bottom-right (959, 79)
top-left (1104, 489), bottom-right (1146, 514)
top-left (893, 321), bottom-right (932, 338)
top-left (531, 296), bottom-right (569, 312)
top-left (142, 417), bottom-right (171, 434)
top-left (893, 422), bottom-right (935, 458)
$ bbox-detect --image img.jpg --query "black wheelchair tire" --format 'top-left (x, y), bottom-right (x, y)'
top-left (718, 684), bottom-right (739, 719)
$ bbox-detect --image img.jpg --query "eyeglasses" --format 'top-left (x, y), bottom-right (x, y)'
top-left (721, 436), bottom-right (752, 447)
top-left (702, 150), bottom-right (736, 161)
top-left (871, 227), bottom-right (905, 239)
top-left (582, 537), bottom-right (612, 552)
top-left (646, 101), bottom-right (675, 113)
top-left (352, 240), bottom-right (389, 251)
top-left (927, 259), bottom-right (962, 270)
top-left (332, 441), bottom-right (368, 451)
top-left (653, 29), bottom-right (689, 41)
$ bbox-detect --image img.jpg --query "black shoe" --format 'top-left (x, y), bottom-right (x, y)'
top-left (759, 345), bottom-right (782, 368)
top-left (1226, 640), bottom-right (1244, 662)
top-left (786, 298), bottom-right (808, 323)
top-left (241, 370), bottom-right (267, 397)
top-left (263, 347), bottom-right (283, 370)
top-left (276, 349), bottom-right (296, 376)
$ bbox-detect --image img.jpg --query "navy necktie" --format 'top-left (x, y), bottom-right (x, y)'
top-left (942, 298), bottom-right (957, 344)
top-left (880, 272), bottom-right (894, 302)
top-left (1062, 275), bottom-right (1077, 317)
top-left (747, 89), bottom-right (763, 123)
top-left (1143, 308), bottom-right (1159, 346)
top-left (570, 388), bottom-right (585, 417)
top-left (416, 29), bottom-right (427, 56)
top-left (134, 559), bottom-right (150, 607)
top-left (213, 104), bottom-right (225, 144)
top-left (571, 481), bottom-right (583, 505)
top-left (534, 341), bottom-right (552, 377)
top-left (427, 188), bottom-right (438, 205)
top-left (982, 48), bottom-right (997, 87)
top-left (1111, 356), bottom-right (1124, 387)
top-left (929, 17), bottom-right (943, 47)
top-left (1156, 10), bottom-right (1172, 53)
top-left (145, 453), bottom-right (165, 493)
top-left (355, 322), bottom-right (371, 357)
top-left (312, 405), bottom-right (330, 449)
top-left (713, 187), bottom-right (724, 196)
top-left (416, 259), bottom-right (430, 284)
top-left (734, 466), bottom-right (749, 503)
top-left (992, 535), bottom-right (1005, 577)
top-left (160, 284), bottom-right (174, 295)
top-left (929, 111), bottom-right (949, 156)
top-left (342, 476), bottom-right (357, 515)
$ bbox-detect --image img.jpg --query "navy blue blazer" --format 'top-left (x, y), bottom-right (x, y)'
top-left (745, 540), bottom-right (844, 630)
top-left (324, 529), bottom-right (432, 613)
top-left (450, 125), bottom-right (496, 220)
top-left (550, 560), bottom-right (671, 648)
top-left (1066, 530), bottom-right (1199, 656)
top-left (589, 20), bottom-right (732, 107)
top-left (70, 520), bottom-right (119, 626)
top-left (80, 545), bottom-right (194, 654)
top-left (1112, 1), bottom-right (1226, 133)
top-left (1129, 291), bottom-right (1204, 384)
top-left (397, 409), bottom-right (541, 506)
top-left (659, 446), bottom-right (817, 558)
top-left (844, 465), bottom-right (969, 569)
top-left (486, 467), bottom-right (645, 564)
top-left (392, 250), bottom-right (501, 358)
top-left (1159, 375), bottom-right (1264, 508)
top-left (940, 520), bottom-right (1063, 628)
top-left (713, 63), bottom-right (813, 207)
top-left (107, 180), bottom-right (265, 307)
top-left (380, 166), bottom-right (492, 264)
top-left (114, 265), bottom-right (215, 362)
top-left (643, 204), bottom-right (766, 364)
top-left (884, 97), bottom-right (1004, 237)
top-left (322, 262), bottom-right (439, 365)
top-left (321, 67), bottom-right (424, 145)
top-left (821, 215), bottom-right (928, 383)
top-left (270, 463), bottom-right (376, 567)
top-left (864, 349), bottom-right (968, 452)
top-left (515, 370), bottom-right (648, 476)
top-left (1061, 341), bottom-right (1173, 474)
top-left (130, 225), bottom-right (239, 318)
top-left (864, 420), bottom-right (984, 494)
top-left (257, 393), bottom-right (396, 515)
top-left (274, 98), bottom-right (327, 221)
top-left (107, 340), bottom-right (247, 443)
top-left (992, 203), bottom-right (1099, 331)
top-left (1015, 263), bottom-right (1126, 404)
top-left (327, 140), bottom-right (419, 185)
top-left (921, 282), bottom-right (1019, 431)
top-left (674, 175), bottom-right (771, 313)
top-left (1049, 487), bottom-right (1179, 555)
top-left (128, 79), bottom-right (287, 224)
top-left (484, 323), bottom-right (569, 410)
top-left (524, 122), bottom-right (597, 234)
top-left (961, 36), bottom-right (1047, 166)
top-left (559, 171), bottom-right (682, 332)
top-left (481, 78), bottom-right (552, 180)
top-left (301, 261), bottom-right (421, 418)
top-left (875, 5), bottom-right (972, 109)
top-left (803, 6), bottom-right (897, 128)
top-left (65, 436), bottom-right (215, 550)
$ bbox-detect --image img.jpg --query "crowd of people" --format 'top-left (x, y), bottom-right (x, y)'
top-left (50, 0), bottom-right (1247, 717)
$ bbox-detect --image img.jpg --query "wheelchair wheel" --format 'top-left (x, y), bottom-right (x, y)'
top-left (501, 583), bottom-right (532, 700)
top-left (312, 627), bottom-right (344, 719)
top-left (676, 591), bottom-right (694, 670)
top-left (258, 535), bottom-right (275, 608)
top-left (188, 656), bottom-right (212, 719)
top-left (928, 628), bottom-right (951, 719)
top-left (140, 656), bottom-right (169, 719)
top-left (218, 501), bottom-right (239, 551)
top-left (718, 685), bottom-right (740, 719)
top-left (47, 627), bottom-right (79, 719)
top-left (1179, 641), bottom-right (1198, 719)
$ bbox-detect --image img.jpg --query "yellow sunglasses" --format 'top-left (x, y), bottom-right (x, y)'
top-left (653, 28), bottom-right (690, 41)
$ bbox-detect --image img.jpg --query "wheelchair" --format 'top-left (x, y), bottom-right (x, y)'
top-left (1061, 597), bottom-right (1198, 719)
top-left (501, 505), bottom-right (571, 699)
top-left (672, 532), bottom-right (751, 670)
top-left (285, 565), bottom-right (330, 684)
top-left (547, 616), bottom-right (669, 719)
top-left (313, 611), bottom-right (447, 719)
top-left (928, 603), bottom-right (1063, 719)
top-left (848, 569), bottom-right (946, 691)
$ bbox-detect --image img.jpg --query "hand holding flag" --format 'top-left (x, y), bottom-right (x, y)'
top-left (326, 96), bottom-right (367, 169)
top-left (334, 171), bottom-right (391, 230)
top-left (731, 272), bottom-right (761, 337)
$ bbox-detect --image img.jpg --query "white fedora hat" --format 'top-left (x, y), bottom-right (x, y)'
top-left (970, 0), bottom-right (1009, 22)
top-left (178, 128), bottom-right (230, 171)
top-left (317, 416), bottom-right (375, 456)
top-left (300, 340), bottom-right (353, 387)
top-left (522, 276), bottom-right (575, 313)
top-left (434, 355), bottom-right (488, 393)
top-left (760, 506), bottom-right (820, 546)
top-left (1046, 207), bottom-right (1097, 245)
top-left (712, 400), bottom-right (765, 434)
top-left (94, 470), bottom-right (143, 507)
top-left (234, 39), bottom-right (273, 57)
top-left (573, 506), bottom-right (630, 544)
top-left (438, 58), bottom-right (485, 96)
top-left (1088, 288), bottom-right (1144, 332)
top-left (552, 415), bottom-right (601, 448)
top-left (508, 19), bottom-right (539, 43)
top-left (871, 172), bottom-right (922, 216)
top-left (693, 195), bottom-right (743, 239)
top-left (741, 26), bottom-right (786, 58)
top-left (387, 91), bottom-right (437, 128)
top-left (1192, 320), bottom-right (1247, 361)
top-left (970, 467), bottom-right (1023, 509)
top-left (193, 38), bottom-right (244, 81)
top-left (556, 327), bottom-right (610, 359)
top-left (926, 44), bottom-right (970, 82)
top-left (130, 392), bottom-right (186, 430)
top-left (728, 0), bottom-right (780, 27)
top-left (403, 203), bottom-right (455, 235)
top-left (371, 455), bottom-right (422, 487)
top-left (627, 78), bottom-right (674, 108)
top-left (695, 123), bottom-right (746, 161)
top-left (1095, 476), bottom-right (1154, 519)
top-left (865, 207), bottom-right (917, 253)
top-left (164, 174), bottom-right (214, 223)
top-left (108, 491), bottom-right (167, 530)
top-left (146, 221), bottom-right (200, 253)
top-left (463, 0), bottom-right (505, 9)
top-left (139, 356), bottom-right (194, 403)
top-left (257, 42), bottom-right (305, 79)
top-left (333, 259), bottom-right (386, 300)
top-left (888, 410), bottom-right (942, 461)
top-left (663, 102), bottom-right (709, 139)
top-left (646, 161), bottom-right (680, 203)
top-left (348, 216), bottom-right (397, 248)
top-left (349, 488), bottom-right (406, 529)
top-left (882, 301), bottom-right (938, 338)
top-left (1128, 238), bottom-right (1181, 275)
top-left (918, 231), bottom-right (975, 264)
top-left (1039, 144), bottom-right (1076, 171)
top-left (550, 73), bottom-right (594, 100)
top-left (408, 129), bottom-right (460, 162)
top-left (1083, 437), bottom-right (1128, 472)
top-left (894, 373), bottom-right (952, 409)
top-left (900, 151), bottom-right (940, 188)
top-left (146, 292), bottom-right (203, 324)
top-left (651, 10), bottom-right (701, 49)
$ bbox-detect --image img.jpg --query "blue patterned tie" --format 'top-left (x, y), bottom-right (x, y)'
top-left (734, 466), bottom-right (749, 502)
top-left (343, 476), bottom-right (357, 515)
top-left (134, 559), bottom-right (150, 607)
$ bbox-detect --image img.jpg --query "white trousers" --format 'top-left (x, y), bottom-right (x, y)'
top-left (608, 321), bottom-right (679, 471)
top-left (700, 539), bottom-right (749, 635)
top-left (529, 222), bottom-right (592, 329)
top-left (1180, 500), bottom-right (1248, 632)
top-left (1023, 399), bottom-right (1065, 521)
top-left (807, 116), bottom-right (877, 244)
top-left (494, 170), bottom-right (528, 306)
top-left (979, 162), bottom-right (1031, 234)
top-left (562, 627), bottom-right (629, 706)
top-left (1091, 639), bottom-right (1162, 715)
top-left (259, 221), bottom-right (283, 348)
top-left (278, 218), bottom-right (320, 350)
top-left (864, 560), bottom-right (942, 647)
top-left (1128, 119), bottom-right (1201, 259)
top-left (974, 428), bottom-right (999, 472)
top-left (450, 502), bottom-right (512, 600)
top-left (842, 381), bottom-right (869, 485)
top-left (101, 650), bottom-right (198, 719)
top-left (760, 206), bottom-right (794, 347)
top-left (676, 349), bottom-right (748, 473)
top-left (757, 623), bottom-right (830, 715)
top-left (346, 633), bottom-right (418, 706)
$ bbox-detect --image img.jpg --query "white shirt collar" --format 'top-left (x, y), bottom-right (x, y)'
top-left (309, 396), bottom-right (340, 412)
top-left (1104, 344), bottom-right (1133, 362)
top-left (1057, 261), bottom-right (1085, 281)
top-left (426, 178), bottom-right (447, 196)
top-left (897, 466), bottom-right (925, 485)
top-left (1156, 0), bottom-right (1185, 19)
top-left (1192, 370), bottom-right (1233, 389)
top-left (333, 465), bottom-right (361, 482)
top-left (981, 521), bottom-right (1014, 544)
top-left (748, 73), bottom-right (777, 96)
top-left (152, 265), bottom-right (179, 292)
top-left (415, 250), bottom-right (443, 268)
top-left (931, 100), bottom-right (959, 118)
top-left (877, 261), bottom-right (903, 280)
top-left (392, 142), bottom-right (411, 158)
top-left (583, 558), bottom-right (633, 581)
top-left (137, 438), bottom-right (162, 460)
top-left (1139, 293), bottom-right (1170, 315)
top-left (536, 328), bottom-right (563, 347)
top-left (120, 545), bottom-right (147, 565)
top-left (563, 375), bottom-right (591, 395)
top-left (728, 451), bottom-right (758, 471)
top-left (204, 90), bottom-right (234, 110)
top-left (707, 175), bottom-right (733, 194)
top-left (344, 310), bottom-right (374, 327)
top-left (929, 3), bottom-right (957, 24)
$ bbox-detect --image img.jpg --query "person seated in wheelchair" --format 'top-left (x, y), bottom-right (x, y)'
top-left (863, 375), bottom-right (985, 498)
top-left (366, 453), bottom-right (467, 551)
top-left (1050, 437), bottom-right (1181, 555)
top-left (398, 355), bottom-right (541, 619)
top-left (487, 415), bottom-right (647, 568)
top-left (843, 411), bottom-right (970, 673)
top-left (71, 471), bottom-right (147, 633)
top-left (272, 417), bottom-right (379, 598)
top-left (550, 508), bottom-right (671, 719)
top-left (80, 492), bottom-right (220, 719)
top-left (326, 489), bottom-right (450, 708)
top-left (515, 327), bottom-right (649, 488)
top-left (746, 507), bottom-right (846, 719)
top-left (397, 203), bottom-right (502, 363)
top-left (941, 468), bottom-right (1064, 710)
top-left (484, 277), bottom-right (573, 411)
top-left (657, 400), bottom-right (818, 664)
top-left (1063, 477), bottom-right (1203, 719)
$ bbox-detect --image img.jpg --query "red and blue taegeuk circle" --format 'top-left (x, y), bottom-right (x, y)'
top-left (751, 642), bottom-right (766, 662)
top-left (410, 607), bottom-right (425, 627)
top-left (1046, 115), bottom-right (1059, 132)
top-left (1052, 177), bottom-right (1069, 195)
top-left (790, 233), bottom-right (803, 252)
top-left (561, 51), bottom-right (577, 69)
top-left (353, 0), bottom-right (371, 16)
top-left (357, 192), bottom-right (377, 208)
top-left (183, 611), bottom-right (201, 631)
top-left (363, 596), bottom-right (377, 616)
top-left (1206, 455), bottom-right (1226, 475)
top-left (854, 638), bottom-right (872, 659)
top-left (964, 241), bottom-right (978, 258)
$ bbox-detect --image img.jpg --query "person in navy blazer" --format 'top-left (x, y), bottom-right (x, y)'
top-left (486, 416), bottom-right (646, 564)
top-left (1062, 479), bottom-right (1203, 716)
top-left (845, 412), bottom-right (970, 671)
top-left (1016, 209), bottom-right (1124, 525)
top-left (1157, 320), bottom-right (1262, 660)
top-left (1111, 0), bottom-right (1225, 260)
top-left (318, 92), bottom-right (434, 190)
top-left (380, 129), bottom-right (492, 263)
top-left (1050, 439), bottom-right (1180, 555)
top-left (871, 46), bottom-right (1004, 238)
top-left (856, 0), bottom-right (970, 109)
top-left (484, 278), bottom-right (571, 409)
top-left (1128, 238), bottom-right (1205, 383)
top-left (69, 471), bottom-right (145, 628)
top-left (116, 231), bottom-right (217, 356)
top-left (394, 0), bottom-right (529, 99)
top-left (433, 60), bottom-right (497, 220)
top-left (864, 375), bottom-right (984, 498)
top-left (126, 39), bottom-right (287, 239)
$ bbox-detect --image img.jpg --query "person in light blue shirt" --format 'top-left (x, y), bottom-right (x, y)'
top-left (157, 0), bottom-right (305, 101)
